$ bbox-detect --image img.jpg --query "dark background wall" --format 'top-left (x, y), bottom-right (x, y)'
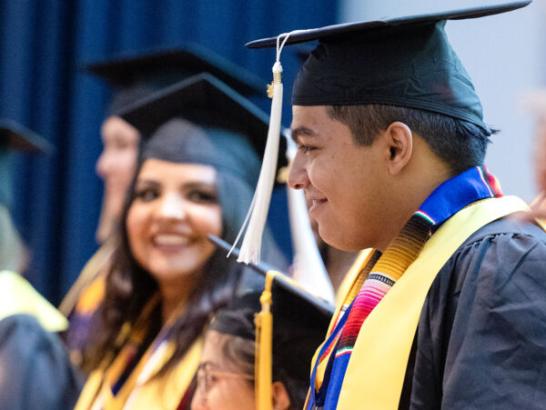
top-left (0, 0), bottom-right (338, 303)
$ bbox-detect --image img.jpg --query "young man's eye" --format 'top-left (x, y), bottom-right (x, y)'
top-left (298, 144), bottom-right (316, 154)
top-left (134, 188), bottom-right (158, 202)
top-left (207, 374), bottom-right (219, 385)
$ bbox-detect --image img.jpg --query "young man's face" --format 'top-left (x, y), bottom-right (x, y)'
top-left (289, 105), bottom-right (388, 251)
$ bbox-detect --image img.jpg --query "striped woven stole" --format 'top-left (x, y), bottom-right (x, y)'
top-left (336, 215), bottom-right (432, 356)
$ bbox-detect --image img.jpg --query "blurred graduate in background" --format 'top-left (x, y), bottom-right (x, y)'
top-left (74, 73), bottom-right (286, 410)
top-left (0, 121), bottom-right (82, 409)
top-left (192, 269), bottom-right (332, 410)
top-left (60, 45), bottom-right (265, 371)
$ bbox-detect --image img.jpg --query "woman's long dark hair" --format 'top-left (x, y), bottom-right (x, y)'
top-left (84, 119), bottom-right (285, 376)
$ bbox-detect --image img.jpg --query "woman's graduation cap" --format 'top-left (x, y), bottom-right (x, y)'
top-left (84, 44), bottom-right (266, 113)
top-left (232, 1), bottom-right (531, 264)
top-left (117, 73), bottom-right (287, 179)
top-left (208, 235), bottom-right (333, 410)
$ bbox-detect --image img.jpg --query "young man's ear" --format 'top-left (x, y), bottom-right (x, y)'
top-left (383, 121), bottom-right (413, 175)
top-left (272, 381), bottom-right (291, 410)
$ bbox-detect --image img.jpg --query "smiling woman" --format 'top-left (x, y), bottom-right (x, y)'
top-left (74, 75), bottom-right (286, 410)
top-left (127, 160), bottom-right (222, 322)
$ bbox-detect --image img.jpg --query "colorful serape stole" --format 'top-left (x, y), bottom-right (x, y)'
top-left (308, 165), bottom-right (502, 409)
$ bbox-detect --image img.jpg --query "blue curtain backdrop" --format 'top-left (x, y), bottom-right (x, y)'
top-left (0, 0), bottom-right (338, 303)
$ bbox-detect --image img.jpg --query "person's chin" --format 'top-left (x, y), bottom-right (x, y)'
top-left (150, 264), bottom-right (188, 282)
top-left (319, 223), bottom-right (365, 252)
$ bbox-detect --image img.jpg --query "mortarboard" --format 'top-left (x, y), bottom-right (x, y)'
top-left (231, 1), bottom-right (531, 265)
top-left (117, 73), bottom-right (287, 185)
top-left (208, 234), bottom-right (333, 410)
top-left (0, 119), bottom-right (53, 154)
top-left (0, 120), bottom-right (53, 208)
top-left (247, 1), bottom-right (531, 128)
top-left (84, 44), bottom-right (266, 114)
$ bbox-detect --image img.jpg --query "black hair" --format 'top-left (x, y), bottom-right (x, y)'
top-left (327, 104), bottom-right (496, 175)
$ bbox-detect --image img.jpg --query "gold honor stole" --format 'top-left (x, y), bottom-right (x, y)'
top-left (314, 196), bottom-right (531, 409)
top-left (59, 239), bottom-right (116, 317)
top-left (76, 338), bottom-right (202, 410)
top-left (0, 270), bottom-right (68, 332)
top-left (76, 297), bottom-right (203, 410)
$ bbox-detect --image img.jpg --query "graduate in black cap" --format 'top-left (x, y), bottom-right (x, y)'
top-left (191, 276), bottom-right (332, 410)
top-left (89, 45), bottom-right (264, 245)
top-left (240, 1), bottom-right (546, 408)
top-left (74, 74), bottom-right (286, 410)
top-left (60, 45), bottom-right (265, 371)
top-left (0, 120), bottom-right (53, 271)
top-left (0, 121), bottom-right (82, 409)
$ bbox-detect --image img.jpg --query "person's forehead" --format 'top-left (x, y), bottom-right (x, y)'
top-left (291, 105), bottom-right (353, 143)
top-left (138, 158), bottom-right (217, 181)
top-left (291, 106), bottom-right (331, 134)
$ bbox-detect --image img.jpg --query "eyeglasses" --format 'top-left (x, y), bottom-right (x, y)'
top-left (196, 362), bottom-right (254, 396)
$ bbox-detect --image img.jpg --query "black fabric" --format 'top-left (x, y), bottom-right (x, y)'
top-left (246, 2), bottom-right (532, 132)
top-left (246, 2), bottom-right (530, 48)
top-left (210, 285), bottom-right (332, 382)
top-left (209, 292), bottom-right (260, 341)
top-left (119, 73), bottom-right (288, 172)
top-left (0, 119), bottom-right (53, 154)
top-left (85, 45), bottom-right (264, 96)
top-left (107, 84), bottom-right (158, 116)
top-left (86, 46), bottom-right (266, 115)
top-left (292, 22), bottom-right (488, 130)
top-left (0, 120), bottom-right (52, 226)
top-left (0, 314), bottom-right (82, 409)
top-left (400, 217), bottom-right (546, 409)
top-left (141, 118), bottom-right (261, 188)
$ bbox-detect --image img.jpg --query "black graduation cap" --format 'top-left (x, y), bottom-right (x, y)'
top-left (208, 234), bottom-right (333, 408)
top-left (0, 120), bottom-right (53, 208)
top-left (0, 120), bottom-right (53, 154)
top-left (117, 73), bottom-right (288, 171)
top-left (245, 1), bottom-right (531, 131)
top-left (210, 286), bottom-right (331, 377)
top-left (209, 234), bottom-right (333, 316)
top-left (84, 44), bottom-right (266, 113)
top-left (292, 44), bottom-right (316, 64)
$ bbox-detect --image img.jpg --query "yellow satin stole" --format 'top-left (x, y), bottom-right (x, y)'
top-left (311, 196), bottom-right (532, 409)
top-left (75, 298), bottom-right (203, 410)
top-left (0, 270), bottom-right (67, 332)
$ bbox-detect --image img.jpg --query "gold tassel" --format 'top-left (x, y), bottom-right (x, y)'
top-left (255, 271), bottom-right (279, 410)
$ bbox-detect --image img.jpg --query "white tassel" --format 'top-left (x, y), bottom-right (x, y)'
top-left (285, 136), bottom-right (335, 303)
top-left (231, 34), bottom-right (291, 264)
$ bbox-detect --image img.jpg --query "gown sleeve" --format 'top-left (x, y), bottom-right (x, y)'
top-left (406, 221), bottom-right (546, 410)
top-left (0, 314), bottom-right (83, 410)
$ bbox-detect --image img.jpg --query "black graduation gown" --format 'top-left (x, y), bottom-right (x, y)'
top-left (0, 314), bottom-right (82, 409)
top-left (399, 216), bottom-right (546, 409)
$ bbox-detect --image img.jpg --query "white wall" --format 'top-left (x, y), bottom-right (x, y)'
top-left (339, 0), bottom-right (546, 201)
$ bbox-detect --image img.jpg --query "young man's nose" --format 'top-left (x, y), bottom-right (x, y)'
top-left (288, 153), bottom-right (310, 190)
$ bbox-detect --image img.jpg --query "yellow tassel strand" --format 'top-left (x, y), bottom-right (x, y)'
top-left (255, 271), bottom-right (279, 410)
